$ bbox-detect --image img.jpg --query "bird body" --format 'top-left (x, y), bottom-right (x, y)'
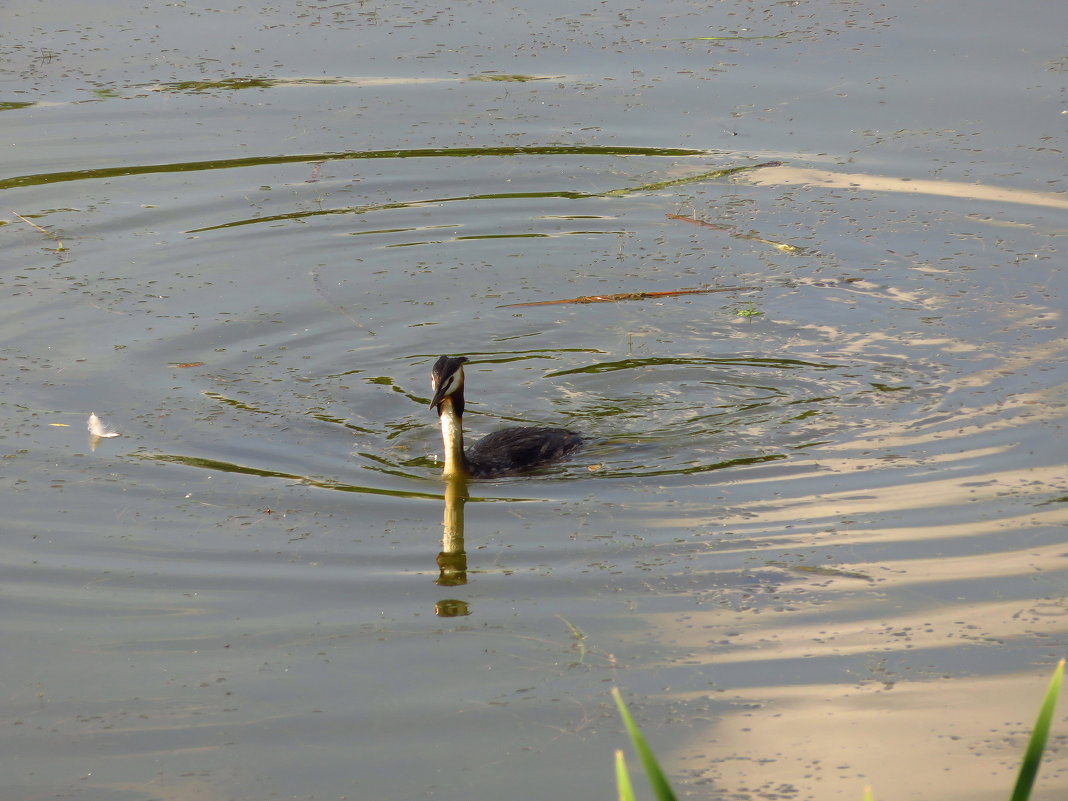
top-left (429, 355), bottom-right (581, 478)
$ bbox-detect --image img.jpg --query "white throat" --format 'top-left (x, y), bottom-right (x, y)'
top-left (438, 400), bottom-right (468, 477)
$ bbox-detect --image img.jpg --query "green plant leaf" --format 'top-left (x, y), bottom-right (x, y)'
top-left (1010, 659), bottom-right (1064, 801)
top-left (611, 688), bottom-right (679, 801)
top-left (615, 750), bottom-right (637, 801)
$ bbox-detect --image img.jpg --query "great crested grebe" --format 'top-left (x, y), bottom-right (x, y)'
top-left (429, 355), bottom-right (582, 478)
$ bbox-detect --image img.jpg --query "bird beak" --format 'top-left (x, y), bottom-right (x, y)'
top-left (429, 387), bottom-right (447, 410)
top-left (429, 367), bottom-right (463, 410)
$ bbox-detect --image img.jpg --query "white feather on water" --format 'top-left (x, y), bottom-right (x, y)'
top-left (87, 412), bottom-right (120, 438)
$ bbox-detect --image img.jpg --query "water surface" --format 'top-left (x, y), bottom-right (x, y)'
top-left (2, 1), bottom-right (1067, 799)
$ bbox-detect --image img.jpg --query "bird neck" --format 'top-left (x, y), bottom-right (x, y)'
top-left (438, 397), bottom-right (469, 477)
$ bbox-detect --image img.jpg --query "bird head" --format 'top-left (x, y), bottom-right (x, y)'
top-left (429, 355), bottom-right (468, 415)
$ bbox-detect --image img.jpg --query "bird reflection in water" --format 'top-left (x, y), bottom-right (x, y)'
top-left (428, 355), bottom-right (582, 617)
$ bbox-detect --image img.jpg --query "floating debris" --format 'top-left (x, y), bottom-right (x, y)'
top-left (88, 412), bottom-right (120, 438)
top-left (12, 211), bottom-right (66, 252)
top-left (666, 212), bottom-right (806, 254)
top-left (602, 160), bottom-right (782, 197)
top-left (498, 285), bottom-right (760, 308)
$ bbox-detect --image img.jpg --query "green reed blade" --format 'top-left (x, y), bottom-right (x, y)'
top-left (611, 688), bottom-right (679, 801)
top-left (615, 750), bottom-right (637, 801)
top-left (1010, 659), bottom-right (1064, 801)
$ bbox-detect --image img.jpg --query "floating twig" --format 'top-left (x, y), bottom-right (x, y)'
top-left (311, 271), bottom-right (373, 333)
top-left (602, 160), bottom-right (782, 197)
top-left (682, 32), bottom-right (790, 41)
top-left (665, 213), bottom-right (733, 233)
top-left (499, 286), bottom-right (760, 308)
top-left (666, 212), bottom-right (805, 254)
top-left (12, 211), bottom-right (65, 251)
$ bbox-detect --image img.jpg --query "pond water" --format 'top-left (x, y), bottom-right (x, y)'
top-left (2, 1), bottom-right (1067, 799)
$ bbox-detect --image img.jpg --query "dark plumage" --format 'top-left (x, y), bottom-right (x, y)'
top-left (429, 355), bottom-right (582, 478)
